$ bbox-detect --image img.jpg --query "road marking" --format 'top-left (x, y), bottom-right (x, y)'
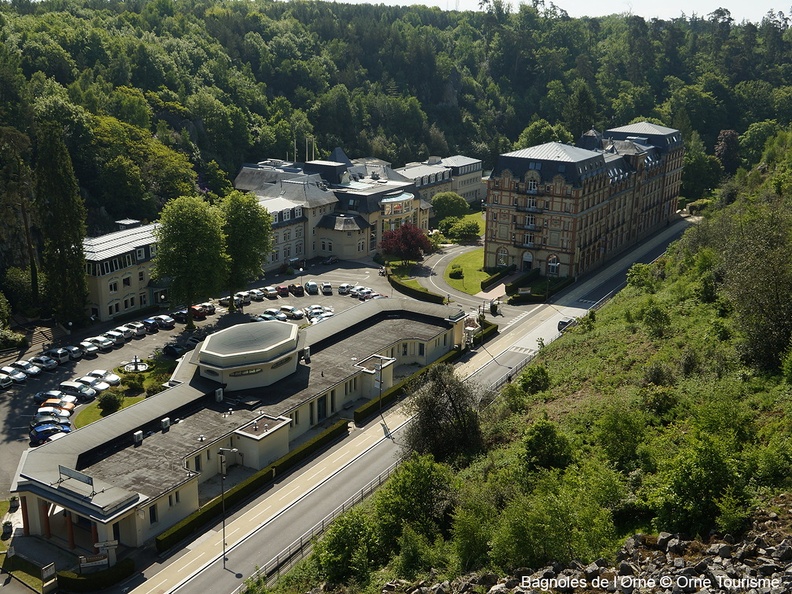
top-left (278, 484), bottom-right (300, 501)
top-left (177, 553), bottom-right (204, 572)
top-left (141, 579), bottom-right (168, 593)
top-left (251, 506), bottom-right (271, 521)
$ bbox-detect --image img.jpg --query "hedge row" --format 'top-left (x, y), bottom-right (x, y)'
top-left (507, 276), bottom-right (576, 305)
top-left (155, 419), bottom-right (349, 553)
top-left (480, 265), bottom-right (516, 292)
top-left (387, 275), bottom-right (446, 304)
top-left (57, 558), bottom-right (136, 592)
top-left (353, 347), bottom-right (465, 424)
top-left (503, 268), bottom-right (540, 295)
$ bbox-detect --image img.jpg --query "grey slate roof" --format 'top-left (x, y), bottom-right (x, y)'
top-left (493, 142), bottom-right (607, 186)
top-left (256, 179), bottom-right (338, 209)
top-left (315, 213), bottom-right (370, 231)
top-left (604, 122), bottom-right (684, 154)
top-left (83, 223), bottom-right (158, 262)
top-left (439, 155), bottom-right (481, 167)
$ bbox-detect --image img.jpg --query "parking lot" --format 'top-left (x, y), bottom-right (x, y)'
top-left (0, 261), bottom-right (393, 496)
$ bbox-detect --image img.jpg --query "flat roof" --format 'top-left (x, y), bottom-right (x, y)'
top-left (83, 223), bottom-right (158, 262)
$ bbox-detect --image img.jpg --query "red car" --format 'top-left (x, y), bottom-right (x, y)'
top-left (189, 305), bottom-right (207, 320)
top-left (276, 285), bottom-right (290, 297)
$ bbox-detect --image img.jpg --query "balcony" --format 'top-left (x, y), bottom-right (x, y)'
top-left (512, 241), bottom-right (542, 249)
top-left (515, 223), bottom-right (542, 231)
top-left (515, 204), bottom-right (544, 214)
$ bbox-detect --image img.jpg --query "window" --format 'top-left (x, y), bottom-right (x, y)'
top-left (402, 343), bottom-right (408, 356)
top-left (175, 491), bottom-right (180, 503)
top-left (125, 254), bottom-right (133, 267)
top-left (419, 343), bottom-right (425, 356)
top-left (169, 494), bottom-right (173, 507)
top-left (296, 226), bottom-right (303, 238)
top-left (123, 276), bottom-right (131, 287)
top-left (296, 244), bottom-right (303, 255)
top-left (139, 271), bottom-right (145, 282)
top-left (283, 230), bottom-right (291, 242)
top-left (136, 248), bottom-right (145, 261)
top-left (331, 390), bottom-right (336, 412)
top-left (109, 282), bottom-right (118, 293)
top-left (283, 245), bottom-right (291, 258)
top-left (283, 210), bottom-right (291, 221)
top-left (194, 455), bottom-right (201, 472)
top-left (149, 505), bottom-right (158, 524)
top-left (150, 245), bottom-right (157, 257)
top-left (140, 293), bottom-right (147, 306)
top-left (295, 207), bottom-right (302, 218)
top-left (310, 401), bottom-right (315, 425)
top-left (527, 179), bottom-right (538, 192)
top-left (548, 255), bottom-right (560, 276)
top-left (295, 409), bottom-right (299, 424)
top-left (102, 261), bottom-right (111, 275)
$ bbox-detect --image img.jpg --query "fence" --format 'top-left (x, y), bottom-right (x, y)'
top-left (233, 460), bottom-right (402, 593)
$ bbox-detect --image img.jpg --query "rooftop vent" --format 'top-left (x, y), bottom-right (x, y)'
top-left (161, 417), bottom-right (170, 431)
top-left (133, 430), bottom-right (143, 446)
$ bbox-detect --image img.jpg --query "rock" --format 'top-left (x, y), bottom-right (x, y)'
top-left (382, 583), bottom-right (398, 592)
top-left (667, 538), bottom-right (687, 555)
top-left (618, 561), bottom-right (637, 576)
top-left (657, 532), bottom-right (674, 551)
top-left (724, 534), bottom-right (736, 545)
top-left (502, 578), bottom-right (519, 589)
top-left (706, 543), bottom-right (732, 558)
top-left (431, 581), bottom-right (449, 594)
top-left (773, 540), bottom-right (792, 562)
top-left (584, 562), bottom-right (601, 581)
top-left (477, 574), bottom-right (499, 588)
top-left (486, 584), bottom-right (508, 594)
top-left (757, 562), bottom-right (782, 576)
top-left (512, 568), bottom-right (533, 579)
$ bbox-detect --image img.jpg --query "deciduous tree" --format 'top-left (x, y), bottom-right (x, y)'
top-left (153, 196), bottom-right (228, 328)
top-left (379, 222), bottom-right (432, 263)
top-left (431, 192), bottom-right (469, 221)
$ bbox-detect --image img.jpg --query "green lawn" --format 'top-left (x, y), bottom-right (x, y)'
top-left (74, 395), bottom-right (146, 428)
top-left (443, 247), bottom-right (488, 295)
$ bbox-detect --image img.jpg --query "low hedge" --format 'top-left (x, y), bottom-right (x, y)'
top-left (507, 276), bottom-right (576, 305)
top-left (353, 347), bottom-right (465, 424)
top-left (480, 265), bottom-right (515, 292)
top-left (504, 268), bottom-right (540, 295)
top-left (388, 275), bottom-right (446, 304)
top-left (155, 419), bottom-right (349, 553)
top-left (57, 558), bottom-right (135, 591)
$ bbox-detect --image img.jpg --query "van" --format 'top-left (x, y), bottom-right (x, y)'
top-left (43, 348), bottom-right (70, 364)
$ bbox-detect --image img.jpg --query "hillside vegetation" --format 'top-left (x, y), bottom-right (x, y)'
top-left (252, 191), bottom-right (792, 592)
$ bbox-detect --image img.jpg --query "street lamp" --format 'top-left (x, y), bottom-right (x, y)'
top-left (299, 267), bottom-right (304, 287)
top-left (218, 447), bottom-right (238, 568)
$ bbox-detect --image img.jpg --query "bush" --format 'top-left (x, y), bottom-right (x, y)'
top-left (57, 558), bottom-right (135, 591)
top-left (315, 508), bottom-right (376, 584)
top-left (98, 391), bottom-right (124, 415)
top-left (519, 365), bottom-right (550, 395)
top-left (449, 264), bottom-right (464, 279)
top-left (0, 328), bottom-right (27, 350)
top-left (522, 419), bottom-right (573, 473)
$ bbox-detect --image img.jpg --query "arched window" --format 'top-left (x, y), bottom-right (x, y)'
top-left (547, 254), bottom-right (559, 276)
top-left (496, 247), bottom-right (509, 267)
top-left (522, 251), bottom-right (533, 272)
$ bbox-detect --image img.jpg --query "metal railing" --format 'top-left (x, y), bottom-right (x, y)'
top-left (235, 460), bottom-right (401, 593)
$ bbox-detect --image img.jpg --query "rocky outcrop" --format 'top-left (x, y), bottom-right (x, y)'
top-left (374, 500), bottom-right (792, 593)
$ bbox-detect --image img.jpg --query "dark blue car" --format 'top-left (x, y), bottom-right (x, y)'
top-left (29, 423), bottom-right (71, 445)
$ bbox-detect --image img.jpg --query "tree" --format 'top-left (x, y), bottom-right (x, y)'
top-left (449, 219), bottom-right (482, 242)
top-left (514, 118), bottom-right (573, 149)
top-left (34, 122), bottom-right (88, 324)
top-left (314, 507), bottom-right (376, 584)
top-left (714, 129), bottom-right (740, 174)
top-left (562, 79), bottom-right (597, 139)
top-left (681, 132), bottom-right (723, 199)
top-left (739, 119), bottom-right (779, 167)
top-left (519, 365), bottom-right (550, 395)
top-left (431, 192), bottom-right (469, 221)
top-left (153, 196), bottom-right (228, 327)
top-left (220, 191), bottom-right (272, 313)
top-left (379, 222), bottom-right (432, 263)
top-left (403, 364), bottom-right (483, 462)
top-left (522, 418), bottom-right (573, 473)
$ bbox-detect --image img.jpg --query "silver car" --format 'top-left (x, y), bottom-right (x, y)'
top-left (87, 369), bottom-right (121, 386)
top-left (11, 360), bottom-right (42, 377)
top-left (29, 355), bottom-right (58, 371)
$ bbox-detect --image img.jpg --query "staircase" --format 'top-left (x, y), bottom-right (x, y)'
top-left (0, 318), bottom-right (68, 365)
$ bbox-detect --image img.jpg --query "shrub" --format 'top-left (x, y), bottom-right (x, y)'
top-left (98, 390), bottom-right (124, 415)
top-left (519, 365), bottom-right (550, 395)
top-left (315, 508), bottom-right (376, 584)
top-left (449, 264), bottom-right (464, 279)
top-left (522, 419), bottom-right (573, 473)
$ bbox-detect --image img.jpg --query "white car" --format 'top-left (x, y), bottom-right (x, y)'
top-left (114, 326), bottom-right (134, 340)
top-left (74, 376), bottom-right (110, 393)
top-left (1, 366), bottom-right (28, 383)
top-left (338, 283), bottom-right (352, 295)
top-left (124, 321), bottom-right (147, 337)
top-left (87, 369), bottom-right (121, 386)
top-left (103, 330), bottom-right (126, 345)
top-left (79, 341), bottom-right (100, 356)
top-left (0, 374), bottom-right (12, 389)
top-left (35, 406), bottom-right (71, 420)
top-left (248, 288), bottom-right (265, 301)
top-left (87, 336), bottom-right (114, 351)
top-left (264, 286), bottom-right (278, 298)
top-left (264, 308), bottom-right (288, 321)
top-left (321, 282), bottom-right (333, 295)
top-left (29, 355), bottom-right (58, 371)
top-left (11, 360), bottom-right (42, 377)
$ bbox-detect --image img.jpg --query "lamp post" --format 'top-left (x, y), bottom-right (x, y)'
top-left (378, 361), bottom-right (384, 420)
top-left (218, 447), bottom-right (238, 568)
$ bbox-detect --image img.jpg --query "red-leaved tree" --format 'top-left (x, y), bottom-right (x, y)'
top-left (379, 222), bottom-right (432, 262)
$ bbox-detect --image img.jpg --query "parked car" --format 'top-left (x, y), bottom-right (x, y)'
top-left (234, 291), bottom-right (252, 305)
top-left (141, 318), bottom-right (160, 333)
top-left (280, 305), bottom-right (305, 320)
top-left (163, 344), bottom-right (187, 357)
top-left (86, 336), bottom-right (114, 352)
top-left (248, 288), bottom-right (265, 301)
top-left (219, 295), bottom-right (243, 307)
top-left (349, 285), bottom-right (366, 297)
top-left (79, 341), bottom-right (100, 356)
top-left (87, 369), bottom-right (121, 386)
top-left (114, 326), bottom-right (134, 340)
top-left (322, 255), bottom-right (339, 265)
top-left (59, 381), bottom-right (97, 402)
top-left (288, 283), bottom-right (305, 296)
top-left (264, 308), bottom-right (289, 321)
top-left (189, 305), bottom-right (207, 320)
top-left (276, 285), bottom-right (289, 297)
top-left (153, 314), bottom-right (176, 329)
top-left (36, 406), bottom-right (72, 419)
top-left (0, 374), bottom-right (13, 389)
top-left (358, 288), bottom-right (373, 300)
top-left (74, 375), bottom-right (110, 392)
top-left (0, 366), bottom-right (27, 383)
top-left (30, 424), bottom-right (71, 446)
top-left (11, 360), bottom-right (42, 377)
top-left (321, 282), bottom-right (333, 295)
top-left (198, 302), bottom-right (216, 315)
top-left (263, 286), bottom-right (278, 299)
top-left (338, 283), bottom-right (352, 295)
top-left (103, 330), bottom-right (126, 346)
top-left (29, 355), bottom-right (58, 371)
top-left (34, 390), bottom-right (65, 405)
top-left (124, 321), bottom-right (147, 337)
top-left (41, 398), bottom-right (77, 414)
top-left (251, 314), bottom-right (276, 322)
top-left (171, 309), bottom-right (189, 323)
top-left (42, 347), bottom-right (70, 364)
top-left (29, 416), bottom-right (70, 430)
top-left (64, 345), bottom-right (84, 360)
top-left (304, 281), bottom-right (319, 295)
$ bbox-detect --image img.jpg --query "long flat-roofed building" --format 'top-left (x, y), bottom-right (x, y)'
top-left (12, 299), bottom-right (468, 556)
